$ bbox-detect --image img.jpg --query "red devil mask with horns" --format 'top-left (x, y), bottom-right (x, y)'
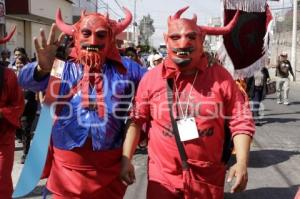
top-left (56, 8), bottom-right (132, 70)
top-left (164, 6), bottom-right (239, 74)
top-left (55, 8), bottom-right (132, 117)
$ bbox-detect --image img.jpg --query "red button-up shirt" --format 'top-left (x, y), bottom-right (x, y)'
top-left (131, 59), bottom-right (255, 189)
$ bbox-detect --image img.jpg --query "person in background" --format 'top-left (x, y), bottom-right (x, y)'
top-left (125, 47), bottom-right (144, 66)
top-left (152, 54), bottom-right (163, 66)
top-left (148, 54), bottom-right (163, 70)
top-left (10, 47), bottom-right (30, 71)
top-left (147, 49), bottom-right (157, 68)
top-left (14, 52), bottom-right (31, 142)
top-left (0, 28), bottom-right (25, 199)
top-left (14, 47), bottom-right (30, 62)
top-left (276, 52), bottom-right (295, 105)
top-left (0, 49), bottom-right (10, 68)
top-left (246, 66), bottom-right (270, 126)
top-left (16, 55), bottom-right (38, 164)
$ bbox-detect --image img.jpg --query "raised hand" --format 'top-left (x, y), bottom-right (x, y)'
top-left (34, 23), bottom-right (65, 74)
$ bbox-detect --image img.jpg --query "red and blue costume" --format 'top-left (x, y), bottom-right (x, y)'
top-left (19, 8), bottom-right (146, 199)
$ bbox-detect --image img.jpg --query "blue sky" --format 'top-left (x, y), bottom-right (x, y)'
top-left (103, 0), bottom-right (288, 47)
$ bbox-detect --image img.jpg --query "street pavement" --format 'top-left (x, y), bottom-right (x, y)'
top-left (12, 72), bottom-right (300, 199)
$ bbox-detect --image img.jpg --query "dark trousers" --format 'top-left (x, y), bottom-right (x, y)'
top-left (252, 86), bottom-right (263, 119)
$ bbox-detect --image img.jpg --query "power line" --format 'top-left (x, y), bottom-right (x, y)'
top-left (97, 0), bottom-right (123, 18)
top-left (113, 0), bottom-right (124, 11)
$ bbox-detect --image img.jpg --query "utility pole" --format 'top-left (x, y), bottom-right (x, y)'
top-left (106, 0), bottom-right (109, 14)
top-left (291, 0), bottom-right (298, 81)
top-left (95, 0), bottom-right (98, 12)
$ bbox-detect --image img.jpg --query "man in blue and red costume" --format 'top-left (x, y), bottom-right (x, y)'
top-left (0, 26), bottom-right (25, 199)
top-left (18, 8), bottom-right (146, 199)
top-left (126, 7), bottom-right (255, 199)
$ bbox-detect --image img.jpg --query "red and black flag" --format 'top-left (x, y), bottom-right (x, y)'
top-left (219, 0), bottom-right (273, 78)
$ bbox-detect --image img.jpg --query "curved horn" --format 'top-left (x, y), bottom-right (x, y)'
top-left (56, 8), bottom-right (75, 35)
top-left (105, 12), bottom-right (109, 21)
top-left (115, 7), bottom-right (132, 35)
top-left (0, 26), bottom-right (16, 44)
top-left (171, 6), bottom-right (189, 20)
top-left (199, 10), bottom-right (240, 35)
top-left (81, 10), bottom-right (87, 18)
top-left (192, 14), bottom-right (197, 24)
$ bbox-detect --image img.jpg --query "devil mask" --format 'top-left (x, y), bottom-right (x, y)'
top-left (56, 8), bottom-right (132, 70)
top-left (55, 8), bottom-right (132, 117)
top-left (164, 6), bottom-right (239, 73)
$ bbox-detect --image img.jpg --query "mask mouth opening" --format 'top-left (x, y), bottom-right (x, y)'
top-left (172, 47), bottom-right (194, 57)
top-left (81, 44), bottom-right (105, 52)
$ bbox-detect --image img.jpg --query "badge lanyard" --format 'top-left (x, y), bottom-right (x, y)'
top-left (173, 70), bottom-right (200, 142)
top-left (174, 70), bottom-right (199, 119)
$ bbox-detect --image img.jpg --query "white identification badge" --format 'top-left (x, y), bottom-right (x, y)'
top-left (176, 117), bottom-right (199, 141)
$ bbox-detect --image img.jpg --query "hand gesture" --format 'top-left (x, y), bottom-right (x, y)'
top-left (120, 156), bottom-right (135, 186)
top-left (34, 23), bottom-right (65, 73)
top-left (227, 162), bottom-right (248, 193)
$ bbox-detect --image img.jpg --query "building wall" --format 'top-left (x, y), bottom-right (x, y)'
top-left (72, 0), bottom-right (97, 21)
top-left (31, 0), bottom-right (72, 23)
top-left (4, 0), bottom-right (73, 58)
top-left (72, 0), bottom-right (97, 12)
top-left (5, 18), bottom-right (25, 55)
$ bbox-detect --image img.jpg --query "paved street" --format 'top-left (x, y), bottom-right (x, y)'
top-left (12, 74), bottom-right (300, 199)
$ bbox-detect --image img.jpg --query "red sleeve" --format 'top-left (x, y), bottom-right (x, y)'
top-left (130, 74), bottom-right (151, 126)
top-left (0, 70), bottom-right (25, 128)
top-left (223, 74), bottom-right (255, 138)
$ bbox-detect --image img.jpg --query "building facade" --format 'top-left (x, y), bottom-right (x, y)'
top-left (4, 0), bottom-right (73, 59)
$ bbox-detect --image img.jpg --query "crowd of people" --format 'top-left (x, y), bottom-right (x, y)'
top-left (0, 5), bottom-right (298, 199)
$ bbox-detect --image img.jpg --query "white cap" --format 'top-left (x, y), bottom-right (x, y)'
top-left (153, 54), bottom-right (162, 61)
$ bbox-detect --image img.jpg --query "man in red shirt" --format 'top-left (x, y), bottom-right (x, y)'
top-left (0, 27), bottom-right (25, 199)
top-left (121, 7), bottom-right (255, 199)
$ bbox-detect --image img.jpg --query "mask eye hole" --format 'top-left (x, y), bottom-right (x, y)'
top-left (81, 29), bottom-right (92, 38)
top-left (187, 32), bottom-right (197, 40)
top-left (169, 34), bottom-right (180, 41)
top-left (96, 31), bottom-right (108, 39)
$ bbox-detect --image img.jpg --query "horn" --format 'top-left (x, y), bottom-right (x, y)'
top-left (171, 6), bottom-right (189, 20)
top-left (0, 26), bottom-right (16, 44)
top-left (115, 7), bottom-right (132, 35)
top-left (81, 10), bottom-right (87, 18)
top-left (56, 8), bottom-right (75, 35)
top-left (192, 14), bottom-right (197, 24)
top-left (199, 10), bottom-right (240, 35)
top-left (105, 12), bottom-right (109, 20)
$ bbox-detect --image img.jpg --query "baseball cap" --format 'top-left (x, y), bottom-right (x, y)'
top-left (153, 54), bottom-right (162, 61)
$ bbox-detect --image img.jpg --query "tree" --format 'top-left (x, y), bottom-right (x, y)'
top-left (138, 14), bottom-right (155, 46)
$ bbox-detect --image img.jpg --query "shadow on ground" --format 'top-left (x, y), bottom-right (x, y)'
top-left (225, 185), bottom-right (299, 199)
top-left (260, 117), bottom-right (300, 124)
top-left (227, 150), bottom-right (300, 168)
